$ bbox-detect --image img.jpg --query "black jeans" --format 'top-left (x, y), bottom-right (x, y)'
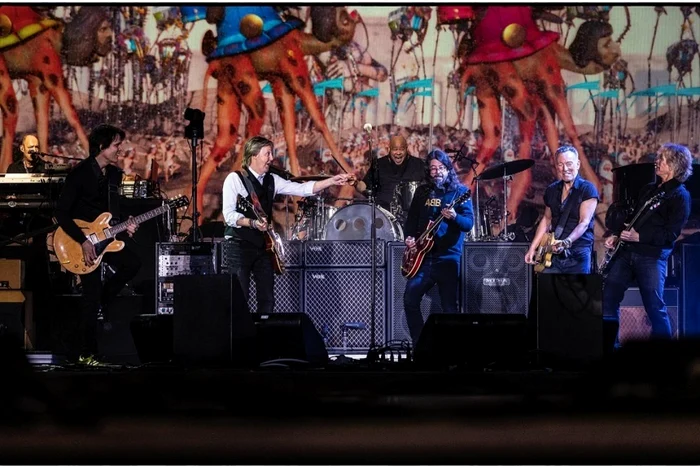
top-left (225, 240), bottom-right (274, 314)
top-left (603, 249), bottom-right (671, 345)
top-left (403, 256), bottom-right (460, 343)
top-left (78, 245), bottom-right (141, 357)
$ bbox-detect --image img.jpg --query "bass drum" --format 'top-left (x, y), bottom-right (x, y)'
top-left (323, 203), bottom-right (403, 241)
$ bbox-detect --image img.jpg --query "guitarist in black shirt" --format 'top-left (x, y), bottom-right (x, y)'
top-left (602, 143), bottom-right (693, 345)
top-left (54, 124), bottom-right (140, 364)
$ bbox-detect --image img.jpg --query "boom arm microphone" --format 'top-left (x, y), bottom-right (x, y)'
top-left (363, 123), bottom-right (373, 134)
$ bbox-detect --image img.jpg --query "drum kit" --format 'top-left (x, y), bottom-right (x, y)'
top-left (289, 175), bottom-right (411, 242)
top-left (285, 158), bottom-right (535, 243)
top-left (472, 159), bottom-right (535, 242)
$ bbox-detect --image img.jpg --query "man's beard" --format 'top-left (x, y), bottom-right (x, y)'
top-left (433, 175), bottom-right (446, 187)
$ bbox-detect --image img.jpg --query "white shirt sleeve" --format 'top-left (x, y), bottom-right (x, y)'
top-left (271, 174), bottom-right (316, 197)
top-left (222, 172), bottom-right (248, 229)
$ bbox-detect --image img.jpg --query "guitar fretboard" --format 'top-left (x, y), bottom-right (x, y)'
top-left (105, 205), bottom-right (170, 238)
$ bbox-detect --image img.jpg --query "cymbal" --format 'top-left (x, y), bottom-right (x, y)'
top-left (291, 175), bottom-right (330, 182)
top-left (477, 159), bottom-right (535, 181)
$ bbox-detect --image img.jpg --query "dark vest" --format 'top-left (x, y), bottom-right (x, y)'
top-left (224, 170), bottom-right (275, 248)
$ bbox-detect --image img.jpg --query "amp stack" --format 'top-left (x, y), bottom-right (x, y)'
top-left (303, 240), bottom-right (386, 353)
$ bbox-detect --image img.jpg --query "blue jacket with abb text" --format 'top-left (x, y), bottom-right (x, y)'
top-left (403, 184), bottom-right (474, 261)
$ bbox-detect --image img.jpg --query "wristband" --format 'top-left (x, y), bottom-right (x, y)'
top-left (563, 238), bottom-right (572, 248)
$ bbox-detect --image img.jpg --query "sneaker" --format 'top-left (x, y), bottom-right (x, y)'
top-left (77, 354), bottom-right (109, 367)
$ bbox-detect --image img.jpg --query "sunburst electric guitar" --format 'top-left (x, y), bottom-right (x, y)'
top-left (236, 195), bottom-right (285, 275)
top-left (401, 189), bottom-right (471, 279)
top-left (53, 196), bottom-right (189, 275)
top-left (598, 191), bottom-right (665, 276)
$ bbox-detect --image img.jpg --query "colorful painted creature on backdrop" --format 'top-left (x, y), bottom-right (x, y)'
top-left (182, 6), bottom-right (360, 221)
top-left (454, 6), bottom-right (621, 221)
top-left (0, 6), bottom-right (111, 171)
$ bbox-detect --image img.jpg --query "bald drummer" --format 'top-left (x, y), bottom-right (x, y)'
top-left (6, 134), bottom-right (46, 173)
top-left (355, 135), bottom-right (425, 212)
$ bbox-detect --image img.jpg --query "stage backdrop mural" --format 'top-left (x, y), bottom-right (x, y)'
top-left (1, 5), bottom-right (699, 255)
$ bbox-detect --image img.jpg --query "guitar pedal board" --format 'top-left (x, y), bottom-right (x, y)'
top-left (155, 242), bottom-right (219, 315)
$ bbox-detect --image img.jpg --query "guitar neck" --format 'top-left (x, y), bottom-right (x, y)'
top-left (106, 205), bottom-right (169, 237)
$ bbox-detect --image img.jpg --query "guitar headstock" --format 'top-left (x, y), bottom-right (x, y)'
top-left (646, 191), bottom-right (665, 210)
top-left (236, 194), bottom-right (253, 212)
top-left (451, 188), bottom-right (472, 207)
top-left (168, 195), bottom-right (189, 211)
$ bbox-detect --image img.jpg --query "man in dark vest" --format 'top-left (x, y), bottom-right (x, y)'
top-left (222, 136), bottom-right (353, 313)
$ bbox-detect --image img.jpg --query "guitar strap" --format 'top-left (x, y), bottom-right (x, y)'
top-left (105, 165), bottom-right (123, 225)
top-left (236, 169), bottom-right (271, 220)
top-left (553, 184), bottom-right (583, 240)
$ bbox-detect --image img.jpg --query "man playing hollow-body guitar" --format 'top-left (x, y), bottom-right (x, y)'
top-left (525, 145), bottom-right (599, 274)
top-left (602, 144), bottom-right (693, 344)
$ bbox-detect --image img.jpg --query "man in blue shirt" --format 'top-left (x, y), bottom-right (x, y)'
top-left (525, 145), bottom-right (599, 274)
top-left (403, 149), bottom-right (474, 343)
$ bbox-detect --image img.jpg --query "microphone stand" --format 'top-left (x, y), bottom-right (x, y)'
top-left (367, 130), bottom-right (379, 354)
top-left (188, 133), bottom-right (200, 242)
top-left (32, 152), bottom-right (84, 162)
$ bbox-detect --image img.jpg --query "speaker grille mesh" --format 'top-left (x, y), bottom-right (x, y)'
top-left (462, 243), bottom-right (531, 315)
top-left (246, 269), bottom-right (303, 314)
top-left (220, 240), bottom-right (303, 272)
top-left (387, 242), bottom-right (443, 344)
top-left (304, 241), bottom-right (386, 267)
top-left (304, 268), bottom-right (385, 351)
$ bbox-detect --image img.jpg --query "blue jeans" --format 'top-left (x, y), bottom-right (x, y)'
top-left (544, 248), bottom-right (592, 274)
top-left (602, 249), bottom-right (671, 343)
top-left (403, 256), bottom-right (460, 343)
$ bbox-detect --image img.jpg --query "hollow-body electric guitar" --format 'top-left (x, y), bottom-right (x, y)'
top-left (53, 196), bottom-right (189, 275)
top-left (401, 189), bottom-right (471, 279)
top-left (598, 191), bottom-right (666, 276)
top-left (236, 195), bottom-right (285, 275)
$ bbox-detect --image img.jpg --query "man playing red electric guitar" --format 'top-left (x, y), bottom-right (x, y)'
top-left (403, 149), bottom-right (473, 344)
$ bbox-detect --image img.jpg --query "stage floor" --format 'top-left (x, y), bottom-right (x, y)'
top-left (3, 354), bottom-right (700, 463)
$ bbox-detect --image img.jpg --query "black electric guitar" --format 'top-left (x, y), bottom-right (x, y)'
top-left (598, 191), bottom-right (665, 276)
top-left (236, 195), bottom-right (285, 275)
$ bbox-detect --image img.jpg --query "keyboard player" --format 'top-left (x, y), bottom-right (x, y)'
top-left (6, 134), bottom-right (45, 174)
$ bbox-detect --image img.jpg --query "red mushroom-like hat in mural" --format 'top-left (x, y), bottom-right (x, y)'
top-left (0, 6), bottom-right (61, 50)
top-left (465, 6), bottom-right (559, 64)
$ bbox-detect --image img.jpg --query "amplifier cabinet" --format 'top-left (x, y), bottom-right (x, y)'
top-left (303, 268), bottom-right (385, 352)
top-left (155, 242), bottom-right (218, 315)
top-left (246, 268), bottom-right (304, 314)
top-left (304, 240), bottom-right (386, 268)
top-left (386, 241), bottom-right (443, 345)
top-left (461, 242), bottom-right (531, 316)
top-left (613, 287), bottom-right (680, 343)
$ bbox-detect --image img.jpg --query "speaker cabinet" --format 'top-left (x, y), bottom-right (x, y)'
top-left (462, 242), bottom-right (531, 316)
top-left (537, 274), bottom-right (603, 366)
top-left (304, 240), bottom-right (386, 267)
top-left (414, 313), bottom-right (528, 369)
top-left (246, 269), bottom-right (303, 314)
top-left (172, 274), bottom-right (256, 366)
top-left (96, 295), bottom-right (142, 365)
top-left (616, 287), bottom-right (679, 344)
top-left (387, 242), bottom-right (443, 344)
top-left (683, 244), bottom-right (700, 337)
top-left (252, 313), bottom-right (328, 366)
top-left (304, 268), bottom-right (385, 352)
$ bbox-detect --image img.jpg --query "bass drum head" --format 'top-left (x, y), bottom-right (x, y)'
top-left (323, 203), bottom-right (403, 241)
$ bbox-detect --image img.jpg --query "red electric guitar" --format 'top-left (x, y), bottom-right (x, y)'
top-left (401, 189), bottom-right (471, 278)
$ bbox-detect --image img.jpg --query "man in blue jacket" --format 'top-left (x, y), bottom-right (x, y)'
top-left (403, 149), bottom-right (474, 343)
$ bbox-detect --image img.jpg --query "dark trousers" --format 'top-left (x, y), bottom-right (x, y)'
top-left (545, 248), bottom-right (592, 274)
top-left (403, 256), bottom-right (460, 343)
top-left (79, 246), bottom-right (141, 357)
top-left (602, 249), bottom-right (671, 344)
top-left (225, 240), bottom-right (274, 314)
